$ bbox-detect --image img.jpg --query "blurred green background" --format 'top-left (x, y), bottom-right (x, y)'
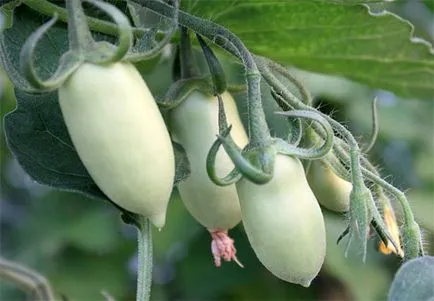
top-left (1, 1), bottom-right (433, 300)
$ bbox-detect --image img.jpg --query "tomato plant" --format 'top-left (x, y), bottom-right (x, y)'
top-left (0, 1), bottom-right (433, 301)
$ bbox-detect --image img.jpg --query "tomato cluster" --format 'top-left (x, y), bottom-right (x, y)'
top-left (56, 56), bottom-right (342, 286)
top-left (14, 0), bottom-right (417, 291)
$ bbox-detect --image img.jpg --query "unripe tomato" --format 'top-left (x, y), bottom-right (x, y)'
top-left (170, 91), bottom-right (248, 230)
top-left (307, 159), bottom-right (352, 212)
top-left (58, 62), bottom-right (175, 228)
top-left (237, 155), bottom-right (326, 287)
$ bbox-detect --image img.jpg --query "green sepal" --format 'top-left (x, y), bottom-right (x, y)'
top-left (79, 0), bottom-right (132, 64)
top-left (158, 77), bottom-right (213, 109)
top-left (215, 127), bottom-right (273, 185)
top-left (196, 33), bottom-right (227, 94)
top-left (179, 27), bottom-right (199, 79)
top-left (206, 126), bottom-right (242, 186)
top-left (19, 15), bottom-right (82, 92)
top-left (345, 186), bottom-right (373, 262)
top-left (207, 94), bottom-right (273, 185)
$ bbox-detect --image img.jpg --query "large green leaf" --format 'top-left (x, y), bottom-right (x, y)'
top-left (183, 0), bottom-right (434, 100)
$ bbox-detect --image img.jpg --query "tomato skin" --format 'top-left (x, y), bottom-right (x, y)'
top-left (170, 91), bottom-right (248, 230)
top-left (237, 155), bottom-right (326, 287)
top-left (307, 160), bottom-right (352, 212)
top-left (58, 62), bottom-right (175, 228)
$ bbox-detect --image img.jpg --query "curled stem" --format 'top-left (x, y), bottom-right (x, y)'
top-left (85, 0), bottom-right (133, 64)
top-left (274, 110), bottom-right (333, 159)
top-left (210, 95), bottom-right (273, 184)
top-left (19, 14), bottom-right (80, 91)
top-left (206, 126), bottom-right (243, 186)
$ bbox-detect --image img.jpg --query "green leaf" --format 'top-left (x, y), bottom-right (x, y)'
top-left (388, 256), bottom-right (434, 301)
top-left (4, 88), bottom-right (106, 200)
top-left (184, 0), bottom-right (434, 100)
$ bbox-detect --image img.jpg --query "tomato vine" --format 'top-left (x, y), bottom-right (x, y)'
top-left (0, 1), bottom-right (429, 300)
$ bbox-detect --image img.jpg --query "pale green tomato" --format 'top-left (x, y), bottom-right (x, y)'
top-left (170, 91), bottom-right (248, 230)
top-left (307, 160), bottom-right (352, 212)
top-left (58, 62), bottom-right (175, 228)
top-left (237, 154), bottom-right (326, 287)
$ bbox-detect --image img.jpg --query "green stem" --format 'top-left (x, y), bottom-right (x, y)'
top-left (362, 97), bottom-right (379, 153)
top-left (136, 216), bottom-right (153, 301)
top-left (65, 0), bottom-right (94, 52)
top-left (180, 26), bottom-right (199, 79)
top-left (263, 57), bottom-right (312, 106)
top-left (138, 0), bottom-right (270, 146)
top-left (22, 0), bottom-right (144, 38)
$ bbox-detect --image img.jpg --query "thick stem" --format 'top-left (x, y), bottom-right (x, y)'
top-left (138, 0), bottom-right (270, 145)
top-left (136, 217), bottom-right (153, 301)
